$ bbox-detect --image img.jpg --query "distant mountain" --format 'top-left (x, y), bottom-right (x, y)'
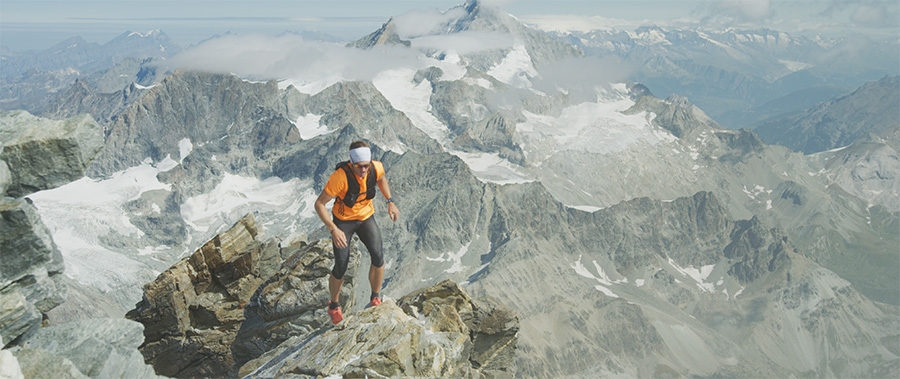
top-left (754, 75), bottom-right (900, 154)
top-left (0, 30), bottom-right (180, 114)
top-left (553, 26), bottom-right (899, 128)
top-left (0, 30), bottom-right (180, 79)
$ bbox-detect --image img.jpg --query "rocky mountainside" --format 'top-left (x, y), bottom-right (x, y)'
top-left (3, 0), bottom-right (898, 377)
top-left (1, 111), bottom-right (162, 378)
top-left (754, 75), bottom-right (900, 154)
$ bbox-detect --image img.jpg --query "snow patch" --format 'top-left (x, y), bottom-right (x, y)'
top-left (517, 99), bottom-right (665, 160)
top-left (178, 138), bottom-right (193, 163)
top-left (373, 67), bottom-right (451, 145)
top-left (448, 150), bottom-right (533, 184)
top-left (28, 158), bottom-right (179, 290)
top-left (778, 59), bottom-right (813, 72)
top-left (667, 257), bottom-right (716, 293)
top-left (487, 44), bottom-right (537, 88)
top-left (181, 173), bottom-right (317, 234)
top-left (426, 241), bottom-right (475, 274)
top-left (293, 113), bottom-right (329, 139)
top-left (571, 255), bottom-right (622, 298)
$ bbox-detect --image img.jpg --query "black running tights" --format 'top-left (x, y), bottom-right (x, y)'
top-left (331, 216), bottom-right (384, 279)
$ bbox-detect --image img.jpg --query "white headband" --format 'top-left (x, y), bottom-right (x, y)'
top-left (349, 147), bottom-right (371, 163)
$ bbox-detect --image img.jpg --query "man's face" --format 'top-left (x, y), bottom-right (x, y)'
top-left (351, 161), bottom-right (371, 178)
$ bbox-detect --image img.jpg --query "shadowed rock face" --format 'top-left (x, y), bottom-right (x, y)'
top-left (125, 213), bottom-right (292, 378)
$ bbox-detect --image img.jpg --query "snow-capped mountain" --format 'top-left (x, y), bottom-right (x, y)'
top-left (4, 0), bottom-right (898, 377)
top-left (551, 25), bottom-right (899, 129)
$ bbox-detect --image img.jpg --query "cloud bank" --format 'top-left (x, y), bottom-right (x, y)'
top-left (709, 0), bottom-right (775, 22)
top-left (164, 33), bottom-right (423, 84)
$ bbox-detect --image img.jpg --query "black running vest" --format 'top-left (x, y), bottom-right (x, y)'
top-left (335, 161), bottom-right (377, 208)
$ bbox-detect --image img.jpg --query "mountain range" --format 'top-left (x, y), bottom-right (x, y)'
top-left (1, 0), bottom-right (898, 377)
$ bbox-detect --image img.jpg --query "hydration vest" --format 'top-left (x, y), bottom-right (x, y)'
top-left (335, 161), bottom-right (376, 208)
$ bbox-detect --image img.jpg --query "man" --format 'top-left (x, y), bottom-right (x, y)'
top-left (314, 140), bottom-right (400, 324)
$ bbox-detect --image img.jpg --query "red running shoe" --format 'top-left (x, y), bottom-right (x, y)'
top-left (327, 302), bottom-right (343, 324)
top-left (367, 296), bottom-right (382, 308)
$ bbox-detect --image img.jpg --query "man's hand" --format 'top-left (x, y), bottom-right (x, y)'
top-left (388, 202), bottom-right (400, 222)
top-left (331, 228), bottom-right (348, 249)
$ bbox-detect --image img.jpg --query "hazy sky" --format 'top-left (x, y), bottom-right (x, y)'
top-left (2, 0), bottom-right (898, 51)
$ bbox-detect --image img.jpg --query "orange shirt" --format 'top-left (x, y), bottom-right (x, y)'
top-left (324, 160), bottom-right (385, 221)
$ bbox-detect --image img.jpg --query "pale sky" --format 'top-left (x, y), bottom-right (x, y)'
top-left (1, 0), bottom-right (898, 51)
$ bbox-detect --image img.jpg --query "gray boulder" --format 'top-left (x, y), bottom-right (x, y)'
top-left (0, 110), bottom-right (103, 198)
top-left (0, 289), bottom-right (41, 348)
top-left (0, 160), bottom-right (9, 197)
top-left (17, 318), bottom-right (161, 378)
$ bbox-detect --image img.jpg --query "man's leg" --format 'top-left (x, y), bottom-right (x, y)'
top-left (329, 274), bottom-right (343, 303)
top-left (369, 264), bottom-right (384, 296)
top-left (357, 217), bottom-right (385, 304)
top-left (328, 218), bottom-right (357, 323)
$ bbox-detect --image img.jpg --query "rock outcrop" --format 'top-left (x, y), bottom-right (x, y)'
top-left (125, 213), bottom-right (290, 378)
top-left (0, 110), bottom-right (103, 198)
top-left (231, 238), bottom-right (361, 372)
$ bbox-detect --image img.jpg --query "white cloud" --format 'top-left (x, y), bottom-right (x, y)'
top-left (410, 31), bottom-right (514, 54)
top-left (391, 7), bottom-right (469, 38)
top-left (163, 33), bottom-right (421, 83)
top-left (163, 30), bottom-right (515, 85)
top-left (849, 3), bottom-right (899, 27)
top-left (533, 56), bottom-right (633, 101)
top-left (710, 0), bottom-right (774, 22)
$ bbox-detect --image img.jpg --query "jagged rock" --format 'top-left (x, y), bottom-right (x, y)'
top-left (0, 289), bottom-right (41, 347)
top-left (126, 213), bottom-right (284, 378)
top-left (242, 280), bottom-right (518, 378)
top-left (0, 111), bottom-right (103, 198)
top-left (0, 198), bottom-right (63, 286)
top-left (17, 318), bottom-right (160, 379)
top-left (231, 239), bottom-right (360, 373)
top-left (626, 94), bottom-right (718, 139)
top-left (0, 197), bottom-right (66, 346)
top-left (724, 216), bottom-right (792, 283)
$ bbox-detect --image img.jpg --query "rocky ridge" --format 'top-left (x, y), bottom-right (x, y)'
top-left (126, 213), bottom-right (519, 378)
top-left (754, 75), bottom-right (900, 155)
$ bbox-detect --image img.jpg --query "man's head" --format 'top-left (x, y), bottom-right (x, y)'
top-left (349, 140), bottom-right (371, 177)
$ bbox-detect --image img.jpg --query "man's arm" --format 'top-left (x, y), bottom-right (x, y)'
top-left (377, 175), bottom-right (399, 222)
top-left (315, 190), bottom-right (348, 248)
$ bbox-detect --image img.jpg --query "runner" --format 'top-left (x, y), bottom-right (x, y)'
top-left (314, 140), bottom-right (400, 324)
